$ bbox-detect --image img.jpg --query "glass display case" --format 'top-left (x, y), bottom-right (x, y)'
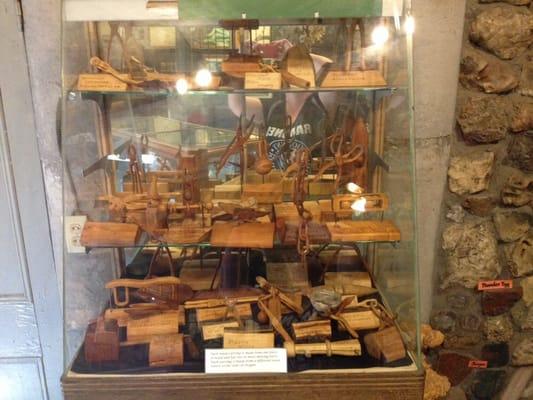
top-left (61, 1), bottom-right (423, 398)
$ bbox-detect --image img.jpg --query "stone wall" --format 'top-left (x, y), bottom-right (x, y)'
top-left (430, 1), bottom-right (533, 399)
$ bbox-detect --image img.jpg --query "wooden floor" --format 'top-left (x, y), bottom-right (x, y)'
top-left (63, 369), bottom-right (425, 400)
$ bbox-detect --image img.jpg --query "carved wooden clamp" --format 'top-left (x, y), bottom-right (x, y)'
top-left (256, 276), bottom-right (303, 342)
top-left (313, 131), bottom-right (364, 191)
top-left (105, 276), bottom-right (188, 307)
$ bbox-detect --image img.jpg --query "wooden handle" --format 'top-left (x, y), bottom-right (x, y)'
top-left (281, 71), bottom-right (310, 88)
top-left (89, 56), bottom-right (140, 85)
top-left (184, 296), bottom-right (259, 310)
top-left (254, 139), bottom-right (273, 176)
top-left (105, 277), bottom-right (181, 290)
top-left (284, 339), bottom-right (361, 358)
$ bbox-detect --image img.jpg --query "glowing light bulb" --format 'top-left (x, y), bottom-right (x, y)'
top-left (371, 25), bottom-right (389, 46)
top-left (195, 69), bottom-right (212, 88)
top-left (405, 15), bottom-right (415, 35)
top-left (347, 182), bottom-right (363, 194)
top-left (351, 197), bottom-right (367, 213)
top-left (176, 78), bottom-right (188, 94)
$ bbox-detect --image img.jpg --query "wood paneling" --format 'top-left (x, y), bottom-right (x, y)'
top-left (63, 370), bottom-right (425, 400)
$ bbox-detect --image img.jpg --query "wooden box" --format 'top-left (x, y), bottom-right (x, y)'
top-left (84, 318), bottom-right (119, 363)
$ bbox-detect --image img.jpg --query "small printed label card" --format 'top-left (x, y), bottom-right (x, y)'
top-left (468, 360), bottom-right (488, 369)
top-left (205, 348), bottom-right (287, 374)
top-left (478, 280), bottom-right (513, 291)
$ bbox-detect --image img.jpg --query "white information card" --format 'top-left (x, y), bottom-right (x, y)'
top-left (205, 348), bottom-right (287, 374)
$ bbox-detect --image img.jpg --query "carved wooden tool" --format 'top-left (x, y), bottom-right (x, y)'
top-left (185, 287), bottom-right (262, 309)
top-left (216, 115), bottom-right (255, 176)
top-left (292, 320), bottom-right (332, 340)
top-left (105, 277), bottom-right (184, 307)
top-left (126, 312), bottom-right (180, 342)
top-left (254, 137), bottom-right (273, 176)
top-left (349, 116), bottom-right (369, 189)
top-left (256, 277), bottom-right (303, 342)
top-left (135, 277), bottom-right (194, 307)
top-left (281, 44), bottom-right (316, 88)
top-left (257, 277), bottom-right (304, 315)
top-left (90, 56), bottom-right (140, 85)
top-left (128, 144), bottom-right (144, 193)
top-left (105, 308), bottom-right (185, 328)
top-left (332, 193), bottom-right (389, 216)
top-left (313, 131), bottom-right (364, 191)
top-left (90, 56), bottom-right (180, 89)
top-left (84, 317), bottom-right (120, 363)
top-left (284, 339), bottom-right (361, 358)
top-left (196, 303), bottom-right (252, 324)
top-left (364, 326), bottom-right (406, 363)
top-left (337, 310), bottom-right (381, 331)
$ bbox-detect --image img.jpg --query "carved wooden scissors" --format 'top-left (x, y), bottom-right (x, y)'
top-left (216, 114), bottom-right (255, 176)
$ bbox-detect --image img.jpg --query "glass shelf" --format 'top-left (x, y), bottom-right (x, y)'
top-left (69, 86), bottom-right (403, 99)
top-left (83, 238), bottom-right (401, 251)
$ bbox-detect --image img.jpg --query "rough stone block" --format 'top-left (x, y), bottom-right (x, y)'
top-left (457, 97), bottom-right (508, 143)
top-left (511, 102), bottom-right (533, 132)
top-left (441, 221), bottom-right (501, 289)
top-left (460, 48), bottom-right (519, 93)
top-left (448, 151), bottom-right (494, 195)
top-left (493, 211), bottom-right (530, 242)
top-left (507, 134), bottom-right (533, 172)
top-left (484, 315), bottom-right (514, 343)
top-left (470, 6), bottom-right (533, 60)
top-left (512, 337), bottom-right (533, 366)
top-left (462, 195), bottom-right (497, 216)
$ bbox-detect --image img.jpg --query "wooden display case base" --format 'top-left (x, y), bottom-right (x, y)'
top-left (63, 369), bottom-right (424, 400)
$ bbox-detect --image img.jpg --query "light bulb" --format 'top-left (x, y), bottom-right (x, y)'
top-left (405, 15), bottom-right (415, 35)
top-left (176, 78), bottom-right (188, 94)
top-left (195, 69), bottom-right (212, 88)
top-left (371, 25), bottom-right (389, 46)
top-left (346, 182), bottom-right (363, 194)
top-left (351, 197), bottom-right (367, 213)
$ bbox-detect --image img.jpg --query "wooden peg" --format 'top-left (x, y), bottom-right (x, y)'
top-left (84, 317), bottom-right (120, 363)
top-left (284, 339), bottom-right (361, 358)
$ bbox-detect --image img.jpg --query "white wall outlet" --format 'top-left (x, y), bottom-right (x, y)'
top-left (65, 215), bottom-right (87, 254)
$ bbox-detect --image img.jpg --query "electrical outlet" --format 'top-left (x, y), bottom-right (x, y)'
top-left (65, 215), bottom-right (87, 254)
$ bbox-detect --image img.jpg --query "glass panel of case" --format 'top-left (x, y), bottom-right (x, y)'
top-left (62, 0), bottom-right (420, 376)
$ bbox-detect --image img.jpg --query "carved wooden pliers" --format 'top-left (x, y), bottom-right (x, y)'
top-left (128, 144), bottom-right (144, 193)
top-left (216, 114), bottom-right (255, 176)
top-left (313, 131), bottom-right (364, 190)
